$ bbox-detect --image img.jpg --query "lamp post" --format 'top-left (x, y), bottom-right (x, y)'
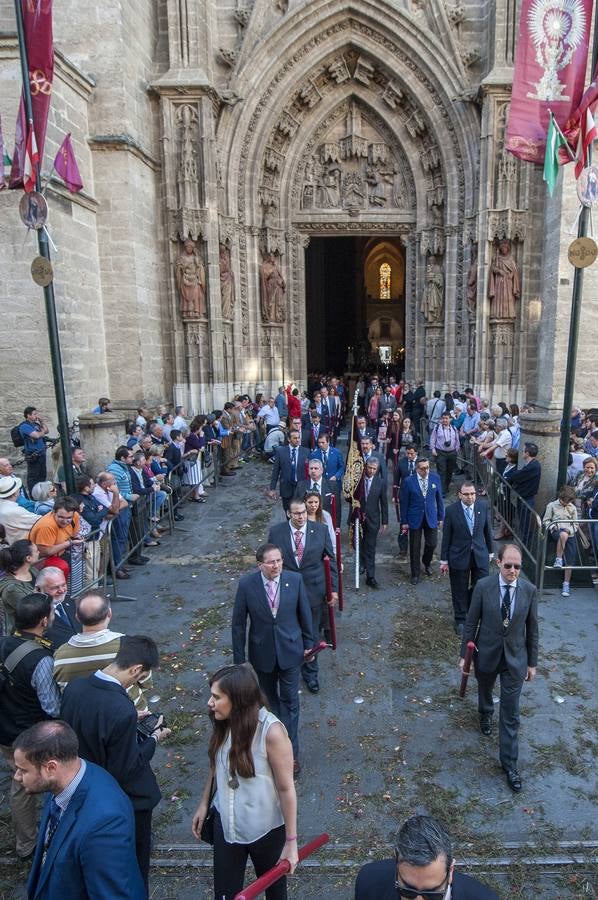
top-left (14, 0), bottom-right (75, 495)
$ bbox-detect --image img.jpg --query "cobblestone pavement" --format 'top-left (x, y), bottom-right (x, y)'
top-left (1, 457), bottom-right (596, 899)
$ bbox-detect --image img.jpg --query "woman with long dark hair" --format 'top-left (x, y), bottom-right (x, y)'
top-left (192, 664), bottom-right (298, 899)
top-left (0, 540), bottom-right (40, 635)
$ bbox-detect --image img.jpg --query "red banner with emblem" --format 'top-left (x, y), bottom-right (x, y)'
top-left (9, 0), bottom-right (54, 189)
top-left (506, 0), bottom-right (593, 164)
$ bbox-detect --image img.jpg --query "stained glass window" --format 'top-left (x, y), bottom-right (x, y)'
top-left (380, 262), bottom-right (391, 300)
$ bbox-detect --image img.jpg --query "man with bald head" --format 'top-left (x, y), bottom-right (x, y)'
top-left (53, 592), bottom-right (152, 712)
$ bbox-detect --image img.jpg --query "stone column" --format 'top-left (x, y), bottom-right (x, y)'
top-left (518, 409), bottom-right (562, 512)
top-left (77, 414), bottom-right (128, 477)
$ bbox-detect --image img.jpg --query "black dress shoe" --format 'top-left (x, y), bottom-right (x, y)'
top-left (174, 514), bottom-right (185, 521)
top-left (304, 680), bottom-right (319, 694)
top-left (115, 569), bottom-right (130, 580)
top-left (410, 576), bottom-right (419, 585)
top-left (504, 768), bottom-right (522, 792)
top-left (424, 565), bottom-right (433, 576)
top-left (128, 557), bottom-right (148, 566)
top-left (480, 716), bottom-right (493, 736)
top-left (366, 577), bottom-right (379, 589)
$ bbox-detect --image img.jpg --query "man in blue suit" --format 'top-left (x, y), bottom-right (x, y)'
top-left (269, 430), bottom-right (310, 510)
top-left (440, 482), bottom-right (493, 634)
top-left (232, 543), bottom-right (314, 770)
top-left (400, 457), bottom-right (444, 584)
top-left (14, 720), bottom-right (146, 900)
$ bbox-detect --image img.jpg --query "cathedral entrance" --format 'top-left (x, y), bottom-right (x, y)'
top-left (304, 236), bottom-right (405, 375)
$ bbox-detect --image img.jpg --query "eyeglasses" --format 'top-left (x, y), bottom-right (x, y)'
top-left (501, 562), bottom-right (521, 570)
top-left (395, 875), bottom-right (449, 900)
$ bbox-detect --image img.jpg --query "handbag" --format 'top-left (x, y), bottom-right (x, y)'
top-left (200, 776), bottom-right (216, 844)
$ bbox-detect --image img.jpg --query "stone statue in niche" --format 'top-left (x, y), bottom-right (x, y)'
top-left (175, 238), bottom-right (206, 319)
top-left (219, 244), bottom-right (236, 320)
top-left (319, 163), bottom-right (341, 208)
top-left (176, 105), bottom-right (200, 211)
top-left (488, 239), bottom-right (520, 320)
top-left (467, 243), bottom-right (478, 314)
top-left (259, 253), bottom-right (286, 324)
top-left (366, 163), bottom-right (395, 207)
top-left (421, 261), bottom-right (444, 324)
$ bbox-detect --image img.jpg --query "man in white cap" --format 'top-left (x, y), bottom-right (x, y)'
top-left (0, 476), bottom-right (40, 543)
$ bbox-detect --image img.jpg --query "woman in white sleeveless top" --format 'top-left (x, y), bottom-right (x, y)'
top-left (192, 664), bottom-right (298, 899)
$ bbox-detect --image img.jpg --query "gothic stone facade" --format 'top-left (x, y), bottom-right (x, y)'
top-left (1, 0), bottom-right (597, 442)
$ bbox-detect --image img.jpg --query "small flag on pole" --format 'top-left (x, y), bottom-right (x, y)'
top-left (543, 114), bottom-right (568, 197)
top-left (53, 133), bottom-right (83, 193)
top-left (0, 114), bottom-right (9, 190)
top-left (574, 107), bottom-right (598, 179)
top-left (23, 126), bottom-right (39, 193)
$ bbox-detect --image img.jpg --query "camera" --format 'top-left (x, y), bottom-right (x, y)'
top-left (444, 440), bottom-right (451, 448)
top-left (136, 713), bottom-right (166, 739)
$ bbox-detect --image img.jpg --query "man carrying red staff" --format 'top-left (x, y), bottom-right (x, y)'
top-left (268, 499), bottom-right (337, 695)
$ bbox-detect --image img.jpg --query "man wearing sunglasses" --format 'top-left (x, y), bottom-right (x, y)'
top-left (354, 814), bottom-right (498, 899)
top-left (459, 544), bottom-right (538, 793)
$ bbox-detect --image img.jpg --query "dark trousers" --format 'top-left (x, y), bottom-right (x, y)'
top-left (302, 601), bottom-right (325, 683)
top-left (25, 452), bottom-right (47, 494)
top-left (360, 521), bottom-right (378, 578)
top-left (213, 808), bottom-right (287, 900)
top-left (476, 661), bottom-right (524, 771)
top-left (448, 559), bottom-right (488, 623)
top-left (495, 457), bottom-right (507, 476)
top-left (134, 808), bottom-right (153, 895)
top-left (435, 451), bottom-right (457, 495)
top-left (110, 506), bottom-right (131, 569)
top-left (256, 664), bottom-right (300, 759)
top-left (409, 523), bottom-right (438, 577)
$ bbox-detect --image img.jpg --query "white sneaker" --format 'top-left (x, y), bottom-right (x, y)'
top-left (562, 583), bottom-right (570, 597)
top-left (554, 557), bottom-right (563, 568)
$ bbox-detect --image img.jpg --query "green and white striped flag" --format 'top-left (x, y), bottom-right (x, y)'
top-left (543, 114), bottom-right (567, 197)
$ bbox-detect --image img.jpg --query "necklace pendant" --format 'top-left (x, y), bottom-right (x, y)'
top-left (228, 775), bottom-right (239, 789)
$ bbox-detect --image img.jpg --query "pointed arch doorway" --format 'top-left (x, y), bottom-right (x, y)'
top-left (304, 234), bottom-right (406, 375)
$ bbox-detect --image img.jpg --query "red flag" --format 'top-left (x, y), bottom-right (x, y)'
top-left (53, 133), bottom-right (83, 192)
top-left (574, 107), bottom-right (598, 178)
top-left (9, 0), bottom-right (54, 189)
top-left (506, 0), bottom-right (593, 164)
top-left (22, 126), bottom-right (39, 192)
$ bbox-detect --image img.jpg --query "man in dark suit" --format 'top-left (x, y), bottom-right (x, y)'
top-left (356, 415), bottom-right (377, 448)
top-left (268, 498), bottom-right (338, 693)
top-left (400, 457), bottom-right (444, 584)
top-left (393, 445), bottom-right (418, 491)
top-left (61, 635), bottom-right (171, 890)
top-left (460, 544), bottom-right (538, 792)
top-left (440, 482), bottom-right (493, 634)
top-left (360, 458), bottom-right (388, 589)
top-left (355, 814), bottom-right (498, 900)
top-left (295, 458), bottom-right (335, 514)
top-left (14, 720), bottom-right (146, 900)
top-left (360, 436), bottom-right (387, 486)
top-left (269, 430), bottom-right (310, 511)
top-left (311, 432), bottom-right (344, 510)
top-left (35, 567), bottom-right (80, 651)
top-left (232, 543), bottom-right (313, 770)
top-left (505, 442), bottom-right (542, 544)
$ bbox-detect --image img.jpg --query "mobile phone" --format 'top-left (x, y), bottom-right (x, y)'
top-left (137, 713), bottom-right (166, 739)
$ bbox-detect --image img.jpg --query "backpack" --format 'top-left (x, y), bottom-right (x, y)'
top-left (0, 640), bottom-right (41, 693)
top-left (10, 422), bottom-right (26, 448)
top-left (508, 425), bottom-right (520, 450)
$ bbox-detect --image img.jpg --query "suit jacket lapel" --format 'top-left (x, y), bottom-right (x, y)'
top-left (34, 786), bottom-right (85, 895)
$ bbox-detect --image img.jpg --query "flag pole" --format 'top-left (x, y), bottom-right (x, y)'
top-left (557, 10), bottom-right (598, 489)
top-left (14, 0), bottom-right (75, 495)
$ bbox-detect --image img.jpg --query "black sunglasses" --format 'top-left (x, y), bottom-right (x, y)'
top-left (395, 854), bottom-right (449, 899)
top-left (501, 562), bottom-right (521, 570)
